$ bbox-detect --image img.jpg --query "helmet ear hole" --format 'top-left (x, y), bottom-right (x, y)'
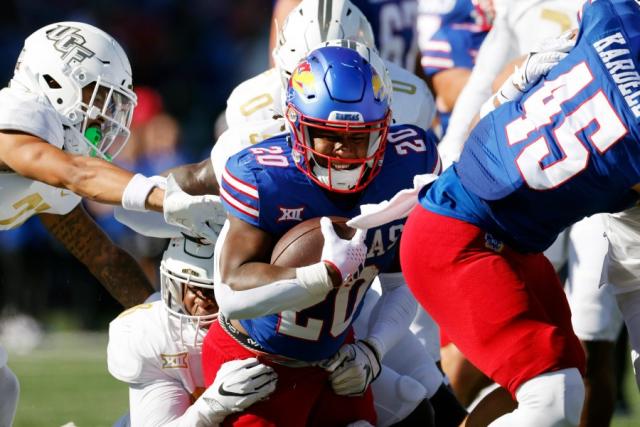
top-left (43, 74), bottom-right (61, 89)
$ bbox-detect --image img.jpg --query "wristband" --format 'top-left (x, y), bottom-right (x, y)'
top-left (122, 173), bottom-right (157, 212)
top-left (296, 262), bottom-right (333, 297)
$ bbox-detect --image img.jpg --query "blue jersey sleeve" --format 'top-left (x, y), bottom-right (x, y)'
top-left (421, 26), bottom-right (483, 76)
top-left (220, 150), bottom-right (261, 227)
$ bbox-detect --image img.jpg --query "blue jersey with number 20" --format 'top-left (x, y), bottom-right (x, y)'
top-left (421, 0), bottom-right (640, 253)
top-left (221, 125), bottom-right (439, 361)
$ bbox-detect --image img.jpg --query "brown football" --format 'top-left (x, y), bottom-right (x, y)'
top-left (270, 216), bottom-right (356, 267)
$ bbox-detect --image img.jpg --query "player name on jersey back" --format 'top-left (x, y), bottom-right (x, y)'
top-left (593, 32), bottom-right (640, 119)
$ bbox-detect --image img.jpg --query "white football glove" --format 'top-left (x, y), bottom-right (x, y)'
top-left (163, 174), bottom-right (227, 243)
top-left (320, 217), bottom-right (367, 282)
top-left (194, 358), bottom-right (277, 423)
top-left (497, 30), bottom-right (577, 104)
top-left (323, 340), bottom-right (382, 396)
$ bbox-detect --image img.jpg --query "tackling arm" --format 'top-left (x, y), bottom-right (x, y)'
top-left (0, 131), bottom-right (164, 211)
top-left (39, 205), bottom-right (154, 308)
top-left (127, 359), bottom-right (277, 427)
top-left (0, 131), bottom-right (225, 241)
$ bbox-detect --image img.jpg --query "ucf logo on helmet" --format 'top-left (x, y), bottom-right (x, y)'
top-left (46, 25), bottom-right (95, 65)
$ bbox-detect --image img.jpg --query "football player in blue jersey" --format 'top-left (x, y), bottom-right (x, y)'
top-left (270, 0), bottom-right (420, 72)
top-left (200, 46), bottom-right (440, 426)
top-left (418, 0), bottom-right (493, 135)
top-left (397, 0), bottom-right (640, 425)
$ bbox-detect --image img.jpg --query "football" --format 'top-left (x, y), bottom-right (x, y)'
top-left (270, 216), bottom-right (355, 267)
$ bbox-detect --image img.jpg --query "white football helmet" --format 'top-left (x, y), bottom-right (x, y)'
top-left (160, 237), bottom-right (217, 330)
top-left (11, 22), bottom-right (137, 161)
top-left (272, 0), bottom-right (376, 89)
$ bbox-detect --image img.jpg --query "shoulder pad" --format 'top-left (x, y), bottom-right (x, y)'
top-left (107, 299), bottom-right (165, 384)
top-left (225, 69), bottom-right (282, 127)
top-left (211, 119), bottom-right (287, 184)
top-left (0, 87), bottom-right (65, 148)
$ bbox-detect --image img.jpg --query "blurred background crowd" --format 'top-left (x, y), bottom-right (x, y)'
top-left (0, 0), bottom-right (273, 332)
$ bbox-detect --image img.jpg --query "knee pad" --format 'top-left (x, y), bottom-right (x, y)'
top-left (373, 367), bottom-right (426, 427)
top-left (489, 368), bottom-right (584, 427)
top-left (383, 332), bottom-right (444, 398)
top-left (408, 361), bottom-right (444, 399)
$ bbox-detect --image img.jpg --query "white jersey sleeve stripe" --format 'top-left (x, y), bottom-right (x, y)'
top-left (220, 187), bottom-right (259, 219)
top-left (423, 40), bottom-right (452, 52)
top-left (222, 168), bottom-right (259, 199)
top-left (450, 23), bottom-right (486, 32)
top-left (420, 56), bottom-right (454, 69)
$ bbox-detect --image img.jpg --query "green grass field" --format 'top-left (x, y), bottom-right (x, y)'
top-left (9, 332), bottom-right (127, 427)
top-left (7, 332), bottom-right (640, 426)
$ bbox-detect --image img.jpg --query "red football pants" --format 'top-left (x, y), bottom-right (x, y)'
top-left (201, 321), bottom-right (376, 427)
top-left (400, 206), bottom-right (585, 397)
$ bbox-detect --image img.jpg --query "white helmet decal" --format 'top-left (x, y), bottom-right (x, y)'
top-left (45, 25), bottom-right (96, 65)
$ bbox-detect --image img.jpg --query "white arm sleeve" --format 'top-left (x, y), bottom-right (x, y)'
top-left (438, 16), bottom-right (517, 162)
top-left (216, 269), bottom-right (329, 319)
top-left (114, 175), bottom-right (185, 238)
top-left (128, 381), bottom-right (229, 427)
top-left (114, 208), bottom-right (184, 238)
top-left (128, 381), bottom-right (206, 427)
top-left (365, 272), bottom-right (418, 359)
top-left (214, 221), bottom-right (333, 319)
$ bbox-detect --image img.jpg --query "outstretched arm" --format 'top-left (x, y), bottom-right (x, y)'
top-left (123, 359), bottom-right (276, 427)
top-left (0, 131), bottom-right (164, 210)
top-left (39, 205), bottom-right (154, 308)
top-left (1, 131), bottom-right (222, 240)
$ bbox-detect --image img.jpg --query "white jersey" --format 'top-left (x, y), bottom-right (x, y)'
top-left (108, 296), bottom-right (207, 426)
top-left (438, 0), bottom-right (581, 161)
top-left (210, 119), bottom-right (287, 185)
top-left (0, 86), bottom-right (81, 229)
top-left (545, 215), bottom-right (623, 342)
top-left (225, 64), bottom-right (436, 130)
top-left (603, 206), bottom-right (640, 295)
